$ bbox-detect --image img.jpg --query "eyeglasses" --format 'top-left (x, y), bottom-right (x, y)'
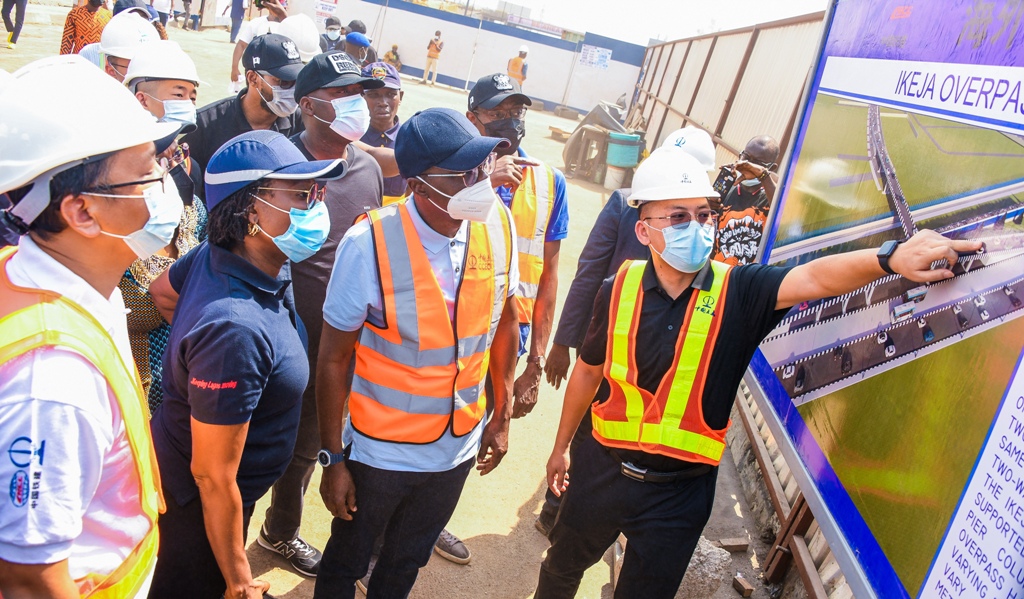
top-left (256, 183), bottom-right (325, 209)
top-left (257, 72), bottom-right (296, 90)
top-left (474, 105), bottom-right (528, 120)
top-left (643, 210), bottom-right (719, 227)
top-left (83, 171), bottom-right (167, 197)
top-left (739, 152), bottom-right (774, 170)
top-left (422, 152), bottom-right (497, 187)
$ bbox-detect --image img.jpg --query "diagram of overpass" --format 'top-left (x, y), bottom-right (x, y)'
top-left (761, 95), bottom-right (1024, 406)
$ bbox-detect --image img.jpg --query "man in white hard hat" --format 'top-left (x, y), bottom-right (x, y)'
top-left (124, 39), bottom-right (201, 130)
top-left (507, 45), bottom-right (528, 86)
top-left (96, 10), bottom-right (158, 82)
top-left (535, 147), bottom-right (981, 598)
top-left (0, 55), bottom-right (182, 598)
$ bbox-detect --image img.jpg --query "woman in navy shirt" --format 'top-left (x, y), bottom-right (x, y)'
top-left (148, 130), bottom-right (346, 598)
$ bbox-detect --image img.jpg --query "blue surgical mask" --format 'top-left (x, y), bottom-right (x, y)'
top-left (253, 196), bottom-right (330, 262)
top-left (90, 172), bottom-right (184, 259)
top-left (326, 29), bottom-right (341, 40)
top-left (739, 178), bottom-right (762, 189)
top-left (161, 99), bottom-right (197, 127)
top-left (645, 220), bottom-right (716, 273)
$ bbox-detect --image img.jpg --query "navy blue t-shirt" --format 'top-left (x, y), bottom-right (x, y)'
top-left (151, 241), bottom-right (309, 507)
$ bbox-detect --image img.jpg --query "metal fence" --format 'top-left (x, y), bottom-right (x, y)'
top-left (629, 12), bottom-right (826, 164)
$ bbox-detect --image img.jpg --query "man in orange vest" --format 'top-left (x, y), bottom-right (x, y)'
top-left (467, 73), bottom-right (569, 420)
top-left (313, 107), bottom-right (521, 598)
top-left (535, 147), bottom-right (981, 598)
top-left (507, 45), bottom-right (528, 86)
top-left (0, 55), bottom-right (180, 598)
top-left (422, 29), bottom-right (443, 85)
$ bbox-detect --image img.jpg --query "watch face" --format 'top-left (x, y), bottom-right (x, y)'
top-left (317, 451), bottom-right (330, 466)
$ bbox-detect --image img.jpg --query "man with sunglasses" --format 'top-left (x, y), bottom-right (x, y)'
top-left (467, 73), bottom-right (570, 422)
top-left (0, 56), bottom-right (182, 599)
top-left (182, 33), bottom-right (304, 202)
top-left (314, 107), bottom-right (520, 598)
top-left (714, 135), bottom-right (780, 266)
top-left (250, 51), bottom-right (385, 579)
top-left (536, 146), bottom-right (980, 598)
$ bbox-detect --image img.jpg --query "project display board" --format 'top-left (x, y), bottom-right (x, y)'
top-left (753, 1), bottom-right (1024, 597)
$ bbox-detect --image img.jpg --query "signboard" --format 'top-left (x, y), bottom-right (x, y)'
top-left (579, 44), bottom-right (612, 70)
top-left (752, 1), bottom-right (1024, 597)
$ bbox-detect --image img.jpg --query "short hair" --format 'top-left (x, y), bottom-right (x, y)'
top-left (2, 158), bottom-right (110, 240)
top-left (206, 180), bottom-right (260, 250)
top-left (347, 19), bottom-right (366, 33)
top-left (435, 30), bottom-right (441, 35)
top-left (744, 136), bottom-right (780, 167)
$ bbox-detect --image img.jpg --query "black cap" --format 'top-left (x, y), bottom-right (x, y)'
top-left (294, 51), bottom-right (385, 101)
top-left (325, 16), bottom-right (341, 28)
top-left (242, 33), bottom-right (304, 81)
top-left (468, 73), bottom-right (533, 111)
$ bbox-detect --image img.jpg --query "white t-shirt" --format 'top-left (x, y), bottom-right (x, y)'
top-left (151, 0), bottom-right (171, 13)
top-left (237, 15), bottom-right (280, 45)
top-left (0, 237), bottom-right (153, 594)
top-left (323, 199), bottom-right (519, 472)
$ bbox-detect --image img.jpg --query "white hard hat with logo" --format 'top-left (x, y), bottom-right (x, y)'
top-left (0, 56), bottom-right (179, 227)
top-left (124, 40), bottom-right (204, 90)
top-left (100, 11), bottom-right (158, 60)
top-left (626, 147), bottom-right (720, 208)
top-left (278, 15), bottom-right (322, 63)
top-left (661, 126), bottom-right (716, 171)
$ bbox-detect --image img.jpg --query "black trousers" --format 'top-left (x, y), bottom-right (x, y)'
top-left (1, 0), bottom-right (26, 43)
top-left (535, 435), bottom-right (718, 599)
top-left (314, 458), bottom-right (474, 599)
top-left (148, 497), bottom-right (255, 598)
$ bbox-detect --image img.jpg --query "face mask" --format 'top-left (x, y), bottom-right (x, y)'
top-left (158, 98), bottom-right (197, 127)
top-left (645, 220), bottom-right (716, 273)
top-left (326, 29), bottom-right (341, 40)
top-left (417, 177), bottom-right (497, 222)
top-left (256, 74), bottom-right (298, 118)
top-left (312, 94), bottom-right (371, 141)
top-left (253, 196), bottom-right (330, 262)
top-left (740, 178), bottom-right (762, 190)
top-left (92, 173), bottom-right (184, 259)
top-left (483, 117), bottom-right (525, 154)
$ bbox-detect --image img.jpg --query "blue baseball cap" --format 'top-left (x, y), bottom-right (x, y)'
top-left (395, 108), bottom-right (509, 179)
top-left (345, 31), bottom-right (370, 48)
top-left (204, 130), bottom-right (347, 210)
top-left (362, 61), bottom-right (400, 89)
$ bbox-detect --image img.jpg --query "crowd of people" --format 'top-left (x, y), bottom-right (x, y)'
top-left (0, 7), bottom-right (980, 599)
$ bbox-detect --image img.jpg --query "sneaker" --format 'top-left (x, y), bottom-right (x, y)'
top-left (433, 528), bottom-right (471, 565)
top-left (355, 554), bottom-right (376, 595)
top-left (256, 525), bottom-right (322, 577)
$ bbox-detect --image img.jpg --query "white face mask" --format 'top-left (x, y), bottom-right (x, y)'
top-left (256, 73), bottom-right (298, 118)
top-left (89, 172), bottom-right (184, 259)
top-left (311, 94), bottom-right (371, 141)
top-left (417, 177), bottom-right (497, 222)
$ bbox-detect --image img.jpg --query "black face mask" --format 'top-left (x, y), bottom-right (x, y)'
top-left (169, 162), bottom-right (195, 206)
top-left (483, 117), bottom-right (525, 155)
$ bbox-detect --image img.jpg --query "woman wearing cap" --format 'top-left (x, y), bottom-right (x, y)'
top-left (146, 130), bottom-right (346, 598)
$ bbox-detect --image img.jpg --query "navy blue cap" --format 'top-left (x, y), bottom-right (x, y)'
top-left (395, 107), bottom-right (509, 179)
top-left (468, 73), bottom-right (532, 111)
top-left (345, 31), bottom-right (370, 48)
top-left (204, 130), bottom-right (347, 210)
top-left (242, 33), bottom-right (304, 81)
top-left (295, 51), bottom-right (384, 101)
top-left (362, 61), bottom-right (400, 89)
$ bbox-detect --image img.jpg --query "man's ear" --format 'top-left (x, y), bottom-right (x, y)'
top-left (634, 218), bottom-right (651, 247)
top-left (60, 194), bottom-right (103, 239)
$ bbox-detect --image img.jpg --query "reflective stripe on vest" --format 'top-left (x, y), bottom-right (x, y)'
top-left (591, 259), bottom-right (733, 465)
top-left (507, 56), bottom-right (525, 83)
top-left (0, 247), bottom-right (163, 598)
top-left (350, 202), bottom-right (513, 444)
top-left (510, 161), bottom-right (555, 324)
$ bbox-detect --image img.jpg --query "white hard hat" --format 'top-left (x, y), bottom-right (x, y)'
top-left (278, 15), bottom-right (322, 63)
top-left (0, 56), bottom-right (179, 225)
top-left (100, 12), bottom-right (158, 60)
top-left (124, 40), bottom-right (203, 90)
top-left (626, 147), bottom-right (719, 208)
top-left (519, 45), bottom-right (529, 53)
top-left (661, 126), bottom-right (716, 171)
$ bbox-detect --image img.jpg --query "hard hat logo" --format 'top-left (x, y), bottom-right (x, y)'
top-left (680, 173), bottom-right (691, 184)
top-left (492, 74), bottom-right (513, 91)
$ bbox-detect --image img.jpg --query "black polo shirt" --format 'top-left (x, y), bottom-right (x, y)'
top-left (181, 89), bottom-right (305, 200)
top-left (580, 259), bottom-right (792, 472)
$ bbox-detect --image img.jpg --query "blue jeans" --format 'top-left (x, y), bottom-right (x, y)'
top-left (314, 458), bottom-right (474, 599)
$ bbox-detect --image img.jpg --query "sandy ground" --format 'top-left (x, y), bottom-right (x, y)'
top-left (1, 10), bottom-right (775, 598)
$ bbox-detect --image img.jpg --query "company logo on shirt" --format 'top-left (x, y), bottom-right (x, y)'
top-left (7, 436), bottom-right (45, 468)
top-left (9, 470), bottom-right (28, 508)
top-left (190, 377), bottom-right (239, 391)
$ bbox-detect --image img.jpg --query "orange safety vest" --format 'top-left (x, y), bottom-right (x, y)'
top-left (507, 56), bottom-right (525, 84)
top-left (0, 246), bottom-right (164, 598)
top-left (509, 161), bottom-right (556, 324)
top-left (349, 202), bottom-right (514, 444)
top-left (591, 259), bottom-right (733, 465)
top-left (427, 38), bottom-right (443, 58)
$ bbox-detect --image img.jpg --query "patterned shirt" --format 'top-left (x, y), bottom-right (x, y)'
top-left (60, 5), bottom-right (111, 55)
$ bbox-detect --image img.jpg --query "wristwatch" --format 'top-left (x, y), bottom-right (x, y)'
top-left (526, 355), bottom-right (545, 369)
top-left (317, 449), bottom-right (346, 467)
top-left (877, 239), bottom-right (903, 275)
